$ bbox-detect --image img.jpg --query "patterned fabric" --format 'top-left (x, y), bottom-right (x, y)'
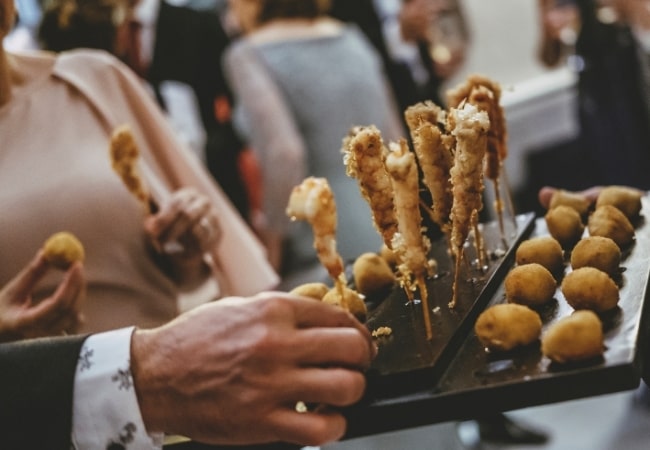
top-left (71, 327), bottom-right (163, 449)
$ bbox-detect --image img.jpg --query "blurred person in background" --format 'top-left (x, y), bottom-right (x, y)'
top-left (1, 5), bottom-right (277, 333)
top-left (38, 0), bottom-right (261, 224)
top-left (224, 0), bottom-right (405, 288)
top-left (536, 0), bottom-right (650, 190)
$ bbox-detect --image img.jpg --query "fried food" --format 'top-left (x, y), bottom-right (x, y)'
top-left (43, 231), bottom-right (85, 270)
top-left (561, 267), bottom-right (619, 312)
top-left (109, 124), bottom-right (152, 214)
top-left (352, 252), bottom-right (396, 298)
top-left (289, 282), bottom-right (329, 301)
top-left (286, 177), bottom-right (345, 284)
top-left (322, 285), bottom-right (368, 322)
top-left (548, 189), bottom-right (591, 217)
top-left (505, 263), bottom-right (557, 306)
top-left (385, 138), bottom-right (435, 338)
top-left (588, 205), bottom-right (635, 248)
top-left (343, 126), bottom-right (398, 249)
top-left (544, 205), bottom-right (585, 249)
top-left (595, 185), bottom-right (643, 219)
top-left (448, 103), bottom-right (490, 308)
top-left (541, 310), bottom-right (604, 364)
top-left (379, 243), bottom-right (398, 267)
top-left (515, 236), bottom-right (564, 274)
top-left (475, 303), bottom-right (542, 352)
top-left (404, 102), bottom-right (454, 235)
top-left (570, 236), bottom-right (621, 276)
top-left (372, 326), bottom-right (393, 338)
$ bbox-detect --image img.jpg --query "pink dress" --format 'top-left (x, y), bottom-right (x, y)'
top-left (0, 49), bottom-right (278, 333)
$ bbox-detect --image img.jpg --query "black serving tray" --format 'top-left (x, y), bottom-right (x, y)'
top-left (166, 197), bottom-right (650, 448)
top-left (343, 196), bottom-right (650, 439)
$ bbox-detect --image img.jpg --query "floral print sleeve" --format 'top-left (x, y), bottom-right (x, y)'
top-left (71, 327), bottom-right (164, 449)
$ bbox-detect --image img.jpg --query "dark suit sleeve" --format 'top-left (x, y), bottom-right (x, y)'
top-left (0, 335), bottom-right (89, 450)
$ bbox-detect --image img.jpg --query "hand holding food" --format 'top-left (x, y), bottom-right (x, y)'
top-left (0, 249), bottom-right (85, 341)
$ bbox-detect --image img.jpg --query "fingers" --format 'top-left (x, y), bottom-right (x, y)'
top-left (538, 186), bottom-right (557, 209)
top-left (268, 408), bottom-right (348, 447)
top-left (6, 250), bottom-right (49, 299)
top-left (292, 328), bottom-right (374, 369)
top-left (281, 367), bottom-right (367, 408)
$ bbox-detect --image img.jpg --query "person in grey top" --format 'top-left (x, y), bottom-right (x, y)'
top-left (224, 0), bottom-right (405, 287)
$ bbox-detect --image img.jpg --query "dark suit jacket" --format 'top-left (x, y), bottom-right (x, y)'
top-left (148, 2), bottom-right (250, 219)
top-left (0, 335), bottom-right (88, 449)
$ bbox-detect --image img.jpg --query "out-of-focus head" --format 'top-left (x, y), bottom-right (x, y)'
top-left (228, 0), bottom-right (331, 32)
top-left (37, 0), bottom-right (127, 53)
top-left (0, 0), bottom-right (17, 39)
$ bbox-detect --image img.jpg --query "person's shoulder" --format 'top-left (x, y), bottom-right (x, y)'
top-left (54, 48), bottom-right (136, 85)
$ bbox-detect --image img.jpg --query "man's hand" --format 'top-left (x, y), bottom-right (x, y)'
top-left (131, 292), bottom-right (375, 447)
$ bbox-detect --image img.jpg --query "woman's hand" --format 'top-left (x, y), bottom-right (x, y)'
top-left (0, 251), bottom-right (86, 342)
top-left (144, 187), bottom-right (220, 287)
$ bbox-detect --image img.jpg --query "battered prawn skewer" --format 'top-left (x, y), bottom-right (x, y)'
top-left (109, 124), bottom-right (153, 215)
top-left (286, 177), bottom-right (347, 294)
top-left (385, 139), bottom-right (434, 339)
top-left (404, 102), bottom-right (454, 238)
top-left (448, 103), bottom-right (490, 308)
top-left (342, 126), bottom-right (398, 250)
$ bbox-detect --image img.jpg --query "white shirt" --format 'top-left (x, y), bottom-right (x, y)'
top-left (71, 327), bottom-right (163, 449)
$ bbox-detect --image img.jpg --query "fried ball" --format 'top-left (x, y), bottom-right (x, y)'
top-left (570, 236), bottom-right (621, 276)
top-left (515, 236), bottom-right (564, 274)
top-left (322, 286), bottom-right (368, 322)
top-left (289, 282), bottom-right (329, 301)
top-left (353, 252), bottom-right (396, 297)
top-left (545, 205), bottom-right (585, 249)
top-left (505, 263), bottom-right (557, 306)
top-left (549, 189), bottom-right (591, 217)
top-left (541, 310), bottom-right (604, 364)
top-left (379, 243), bottom-right (398, 267)
top-left (42, 231), bottom-right (85, 270)
top-left (596, 185), bottom-right (643, 219)
top-left (561, 267), bottom-right (619, 312)
top-left (475, 303), bottom-right (542, 352)
top-left (588, 205), bottom-right (635, 248)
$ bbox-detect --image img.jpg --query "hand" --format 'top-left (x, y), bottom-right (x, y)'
top-left (131, 292), bottom-right (376, 446)
top-left (0, 251), bottom-right (85, 341)
top-left (538, 185), bottom-right (605, 209)
top-left (144, 187), bottom-right (220, 285)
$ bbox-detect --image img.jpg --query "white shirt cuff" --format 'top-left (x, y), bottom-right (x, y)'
top-left (71, 327), bottom-right (163, 449)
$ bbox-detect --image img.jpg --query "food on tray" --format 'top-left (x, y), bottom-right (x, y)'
top-left (515, 236), bottom-right (564, 274)
top-left (474, 303), bottom-right (542, 352)
top-left (570, 236), bottom-right (621, 276)
top-left (548, 189), bottom-right (591, 217)
top-left (289, 282), bottom-right (329, 301)
top-left (505, 263), bottom-right (557, 306)
top-left (286, 177), bottom-right (345, 284)
top-left (371, 326), bottom-right (393, 338)
top-left (379, 243), bottom-right (398, 267)
top-left (561, 267), bottom-right (619, 312)
top-left (343, 126), bottom-right (398, 249)
top-left (447, 75), bottom-right (512, 239)
top-left (385, 139), bottom-right (436, 338)
top-left (544, 205), bottom-right (585, 249)
top-left (42, 231), bottom-right (85, 270)
top-left (404, 101), bottom-right (454, 237)
top-left (352, 252), bottom-right (396, 298)
top-left (541, 310), bottom-right (604, 364)
top-left (109, 124), bottom-right (152, 214)
top-left (322, 285), bottom-right (367, 322)
top-left (448, 103), bottom-right (490, 308)
top-left (596, 185), bottom-right (643, 219)
top-left (588, 205), bottom-right (635, 248)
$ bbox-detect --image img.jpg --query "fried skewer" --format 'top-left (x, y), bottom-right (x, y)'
top-left (109, 124), bottom-right (153, 215)
top-left (342, 126), bottom-right (398, 250)
top-left (385, 139), bottom-right (435, 339)
top-left (404, 102), bottom-right (454, 239)
top-left (448, 103), bottom-right (490, 308)
top-left (286, 177), bottom-right (346, 293)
